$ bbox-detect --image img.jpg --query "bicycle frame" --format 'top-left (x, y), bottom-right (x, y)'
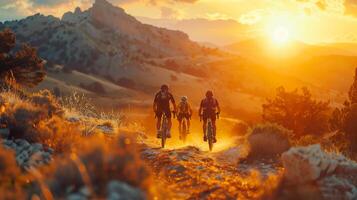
top-left (160, 113), bottom-right (168, 148)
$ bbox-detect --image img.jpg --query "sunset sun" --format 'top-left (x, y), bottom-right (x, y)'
top-left (272, 26), bottom-right (290, 44)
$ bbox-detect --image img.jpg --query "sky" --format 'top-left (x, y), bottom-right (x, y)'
top-left (2, 0), bottom-right (357, 44)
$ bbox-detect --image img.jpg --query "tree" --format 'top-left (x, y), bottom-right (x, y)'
top-left (263, 87), bottom-right (330, 138)
top-left (330, 68), bottom-right (357, 153)
top-left (0, 28), bottom-right (45, 88)
top-left (349, 68), bottom-right (357, 104)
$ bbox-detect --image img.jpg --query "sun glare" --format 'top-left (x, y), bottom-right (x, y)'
top-left (272, 26), bottom-right (290, 44)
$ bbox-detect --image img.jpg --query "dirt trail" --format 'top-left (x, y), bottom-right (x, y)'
top-left (139, 136), bottom-right (283, 200)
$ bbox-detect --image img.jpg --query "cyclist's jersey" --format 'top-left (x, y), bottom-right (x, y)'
top-left (154, 91), bottom-right (175, 111)
top-left (177, 101), bottom-right (192, 114)
top-left (200, 97), bottom-right (219, 115)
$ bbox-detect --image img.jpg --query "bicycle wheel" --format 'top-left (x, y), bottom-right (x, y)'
top-left (161, 114), bottom-right (167, 148)
top-left (207, 120), bottom-right (213, 151)
top-left (182, 118), bottom-right (187, 143)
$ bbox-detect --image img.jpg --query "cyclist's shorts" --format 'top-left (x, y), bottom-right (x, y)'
top-left (177, 113), bottom-right (190, 121)
top-left (203, 112), bottom-right (216, 121)
top-left (156, 109), bottom-right (171, 118)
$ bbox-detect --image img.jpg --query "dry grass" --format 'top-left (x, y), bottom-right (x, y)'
top-left (0, 89), bottom-right (153, 199)
top-left (246, 123), bottom-right (292, 160)
top-left (0, 145), bottom-right (26, 200)
top-left (36, 134), bottom-right (152, 199)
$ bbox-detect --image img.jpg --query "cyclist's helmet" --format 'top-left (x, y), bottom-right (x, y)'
top-left (206, 90), bottom-right (213, 98)
top-left (161, 84), bottom-right (169, 91)
top-left (181, 96), bottom-right (188, 102)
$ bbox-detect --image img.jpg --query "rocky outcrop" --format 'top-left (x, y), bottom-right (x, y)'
top-left (1, 0), bottom-right (203, 74)
top-left (1, 139), bottom-right (53, 169)
top-left (282, 144), bottom-right (357, 200)
top-left (62, 7), bottom-right (89, 24)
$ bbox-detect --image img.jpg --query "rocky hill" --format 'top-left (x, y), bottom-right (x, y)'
top-left (0, 0), bottom-right (204, 75)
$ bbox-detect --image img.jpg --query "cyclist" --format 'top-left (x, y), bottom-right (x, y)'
top-left (177, 96), bottom-right (193, 138)
top-left (153, 84), bottom-right (176, 138)
top-left (198, 90), bottom-right (220, 143)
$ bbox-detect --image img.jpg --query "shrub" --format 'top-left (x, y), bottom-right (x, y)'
top-left (41, 135), bottom-right (152, 199)
top-left (329, 68), bottom-right (357, 155)
top-left (0, 28), bottom-right (46, 88)
top-left (30, 90), bottom-right (64, 118)
top-left (263, 87), bottom-right (330, 138)
top-left (246, 123), bottom-right (291, 159)
top-left (344, 104), bottom-right (357, 153)
top-left (36, 116), bottom-right (82, 153)
top-left (2, 100), bottom-right (47, 141)
top-left (0, 90), bottom-right (82, 152)
top-left (60, 92), bottom-right (98, 117)
top-left (0, 146), bottom-right (25, 199)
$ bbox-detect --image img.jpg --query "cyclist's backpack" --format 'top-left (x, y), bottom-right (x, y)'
top-left (203, 98), bottom-right (218, 113)
top-left (179, 102), bottom-right (189, 113)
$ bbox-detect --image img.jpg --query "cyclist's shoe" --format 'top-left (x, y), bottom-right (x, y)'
top-left (167, 130), bottom-right (172, 138)
top-left (203, 135), bottom-right (207, 142)
top-left (157, 130), bottom-right (161, 138)
top-left (213, 137), bottom-right (217, 143)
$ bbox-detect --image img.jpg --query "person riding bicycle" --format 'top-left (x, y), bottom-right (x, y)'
top-left (153, 84), bottom-right (176, 138)
top-left (177, 96), bottom-right (193, 137)
top-left (198, 90), bottom-right (220, 143)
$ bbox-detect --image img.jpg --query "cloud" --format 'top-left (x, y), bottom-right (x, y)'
top-left (295, 0), bottom-right (345, 15)
top-left (6, 0), bottom-right (199, 9)
top-left (205, 12), bottom-right (231, 20)
top-left (239, 9), bottom-right (266, 25)
top-left (29, 0), bottom-right (69, 7)
top-left (160, 6), bottom-right (181, 19)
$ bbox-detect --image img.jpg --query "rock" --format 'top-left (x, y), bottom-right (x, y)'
top-left (281, 144), bottom-right (351, 184)
top-left (282, 144), bottom-right (357, 200)
top-left (47, 147), bottom-right (55, 154)
top-left (97, 125), bottom-right (114, 134)
top-left (32, 143), bottom-right (43, 152)
top-left (67, 117), bottom-right (81, 123)
top-left (0, 128), bottom-right (9, 139)
top-left (67, 193), bottom-right (87, 200)
top-left (79, 187), bottom-right (91, 197)
top-left (167, 165), bottom-right (186, 173)
top-left (2, 139), bottom-right (53, 169)
top-left (107, 181), bottom-right (145, 200)
top-left (318, 176), bottom-right (357, 200)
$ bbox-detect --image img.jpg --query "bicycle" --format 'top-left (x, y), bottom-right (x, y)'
top-left (201, 113), bottom-right (219, 151)
top-left (158, 111), bottom-right (175, 148)
top-left (179, 116), bottom-right (189, 143)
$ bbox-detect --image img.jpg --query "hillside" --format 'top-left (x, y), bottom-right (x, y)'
top-left (0, 0), bottom-right (353, 122)
top-left (225, 38), bottom-right (357, 93)
top-left (0, 0), bottom-right (204, 74)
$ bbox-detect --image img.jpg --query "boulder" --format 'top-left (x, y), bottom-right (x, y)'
top-left (0, 128), bottom-right (9, 139)
top-left (107, 181), bottom-right (145, 200)
top-left (282, 144), bottom-right (352, 183)
top-left (1, 139), bottom-right (53, 169)
top-left (318, 176), bottom-right (357, 200)
top-left (281, 144), bottom-right (357, 200)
